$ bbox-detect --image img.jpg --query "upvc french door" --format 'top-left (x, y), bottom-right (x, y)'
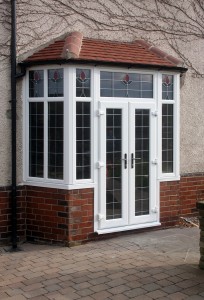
top-left (98, 101), bottom-right (158, 231)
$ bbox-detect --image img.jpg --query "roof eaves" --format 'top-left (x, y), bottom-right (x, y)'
top-left (19, 58), bottom-right (188, 73)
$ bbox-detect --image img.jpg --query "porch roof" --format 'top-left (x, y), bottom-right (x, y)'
top-left (21, 32), bottom-right (187, 72)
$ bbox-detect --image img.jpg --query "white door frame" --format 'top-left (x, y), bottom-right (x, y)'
top-left (97, 99), bottom-right (160, 233)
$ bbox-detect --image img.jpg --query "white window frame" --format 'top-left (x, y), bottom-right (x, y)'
top-left (158, 72), bottom-right (180, 181)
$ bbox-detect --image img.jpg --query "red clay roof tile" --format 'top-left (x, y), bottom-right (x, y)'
top-left (23, 32), bottom-right (183, 69)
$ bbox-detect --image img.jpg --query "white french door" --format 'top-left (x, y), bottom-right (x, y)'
top-left (98, 101), bottom-right (158, 231)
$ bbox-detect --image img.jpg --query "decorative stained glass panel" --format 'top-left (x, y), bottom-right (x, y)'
top-left (162, 104), bottom-right (174, 173)
top-left (29, 70), bottom-right (44, 97)
top-left (48, 69), bottom-right (64, 97)
top-left (76, 102), bottom-right (91, 179)
top-left (76, 69), bottom-right (91, 97)
top-left (106, 109), bottom-right (122, 220)
top-left (48, 102), bottom-right (64, 179)
top-left (29, 102), bottom-right (44, 177)
top-left (162, 75), bottom-right (174, 100)
top-left (100, 72), bottom-right (153, 98)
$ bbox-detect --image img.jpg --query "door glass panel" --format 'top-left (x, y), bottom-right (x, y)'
top-left (106, 109), bottom-right (122, 220)
top-left (135, 109), bottom-right (150, 216)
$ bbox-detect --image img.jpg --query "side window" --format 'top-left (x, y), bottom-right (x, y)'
top-left (75, 68), bottom-right (92, 180)
top-left (28, 69), bottom-right (64, 181)
top-left (162, 75), bottom-right (175, 174)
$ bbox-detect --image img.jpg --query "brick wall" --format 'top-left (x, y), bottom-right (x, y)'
top-left (26, 186), bottom-right (94, 246)
top-left (0, 186), bottom-right (26, 243)
top-left (160, 174), bottom-right (204, 227)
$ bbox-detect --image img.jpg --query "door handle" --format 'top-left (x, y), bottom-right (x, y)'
top-left (131, 153), bottom-right (134, 168)
top-left (131, 153), bottom-right (141, 168)
top-left (121, 153), bottom-right (127, 169)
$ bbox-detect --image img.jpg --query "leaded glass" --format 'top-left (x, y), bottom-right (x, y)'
top-left (106, 109), bottom-right (122, 220)
top-left (48, 102), bottom-right (64, 179)
top-left (100, 72), bottom-right (153, 98)
top-left (76, 102), bottom-right (91, 179)
top-left (29, 70), bottom-right (44, 97)
top-left (135, 109), bottom-right (150, 216)
top-left (48, 69), bottom-right (64, 97)
top-left (162, 104), bottom-right (174, 173)
top-left (162, 75), bottom-right (174, 100)
top-left (76, 69), bottom-right (91, 97)
top-left (29, 102), bottom-right (44, 177)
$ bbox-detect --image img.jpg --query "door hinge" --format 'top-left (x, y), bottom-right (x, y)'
top-left (98, 213), bottom-right (105, 221)
top-left (152, 158), bottom-right (158, 165)
top-left (96, 161), bottom-right (105, 168)
top-left (151, 207), bottom-right (158, 213)
top-left (97, 109), bottom-right (105, 116)
top-left (151, 111), bottom-right (158, 117)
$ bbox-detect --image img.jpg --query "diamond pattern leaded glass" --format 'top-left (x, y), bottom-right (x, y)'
top-left (100, 72), bottom-right (153, 98)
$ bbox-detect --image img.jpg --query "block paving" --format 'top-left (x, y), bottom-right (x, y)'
top-left (0, 227), bottom-right (204, 299)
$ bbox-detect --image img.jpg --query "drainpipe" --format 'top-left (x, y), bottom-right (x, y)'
top-left (11, 0), bottom-right (17, 249)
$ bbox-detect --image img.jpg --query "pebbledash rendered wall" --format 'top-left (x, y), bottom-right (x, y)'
top-left (1, 175), bottom-right (204, 245)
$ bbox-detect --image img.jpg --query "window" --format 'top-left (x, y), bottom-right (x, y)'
top-left (100, 71), bottom-right (153, 98)
top-left (161, 74), bottom-right (178, 176)
top-left (75, 68), bottom-right (92, 180)
top-left (28, 69), bottom-right (64, 181)
top-left (76, 102), bottom-right (91, 179)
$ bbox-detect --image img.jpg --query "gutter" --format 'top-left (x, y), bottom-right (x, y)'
top-left (20, 59), bottom-right (188, 74)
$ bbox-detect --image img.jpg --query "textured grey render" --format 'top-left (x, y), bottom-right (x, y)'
top-left (0, 0), bottom-right (204, 186)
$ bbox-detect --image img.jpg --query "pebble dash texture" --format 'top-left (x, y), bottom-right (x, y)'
top-left (0, 227), bottom-right (204, 299)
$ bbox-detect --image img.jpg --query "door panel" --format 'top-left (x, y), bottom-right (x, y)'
top-left (129, 102), bottom-right (157, 225)
top-left (98, 101), bottom-right (158, 230)
top-left (99, 102), bottom-right (129, 229)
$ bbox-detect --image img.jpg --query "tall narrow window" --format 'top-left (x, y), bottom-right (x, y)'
top-left (48, 102), bottom-right (64, 179)
top-left (29, 102), bottom-right (44, 177)
top-left (76, 102), bottom-right (91, 179)
top-left (162, 104), bottom-right (174, 173)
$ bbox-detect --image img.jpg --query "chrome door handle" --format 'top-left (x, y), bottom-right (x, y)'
top-left (121, 153), bottom-right (127, 169)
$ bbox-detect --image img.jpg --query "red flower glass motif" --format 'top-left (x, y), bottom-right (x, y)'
top-left (163, 75), bottom-right (171, 86)
top-left (34, 71), bottom-right (40, 82)
top-left (53, 70), bottom-right (59, 81)
top-left (122, 74), bottom-right (132, 85)
top-left (79, 71), bottom-right (86, 82)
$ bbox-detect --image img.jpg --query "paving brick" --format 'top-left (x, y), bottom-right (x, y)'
top-left (146, 290), bottom-right (168, 299)
top-left (124, 287), bottom-right (146, 297)
top-left (91, 290), bottom-right (112, 300)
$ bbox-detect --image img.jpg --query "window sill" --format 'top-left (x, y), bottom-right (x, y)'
top-left (23, 180), bottom-right (96, 190)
